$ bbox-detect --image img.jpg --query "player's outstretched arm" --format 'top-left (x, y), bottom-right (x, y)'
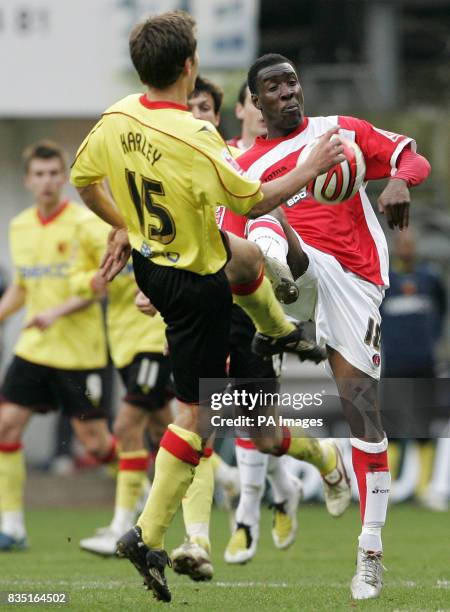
top-left (247, 127), bottom-right (346, 218)
top-left (0, 284), bottom-right (26, 323)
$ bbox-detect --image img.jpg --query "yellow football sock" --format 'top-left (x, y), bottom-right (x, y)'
top-left (233, 276), bottom-right (294, 338)
top-left (387, 441), bottom-right (402, 480)
top-left (288, 435), bottom-right (337, 476)
top-left (415, 441), bottom-right (435, 497)
top-left (137, 424), bottom-right (201, 549)
top-left (0, 448), bottom-right (25, 512)
top-left (116, 450), bottom-right (149, 511)
top-left (182, 456), bottom-right (214, 553)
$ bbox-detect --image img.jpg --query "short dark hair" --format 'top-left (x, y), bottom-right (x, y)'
top-left (247, 53), bottom-right (294, 94)
top-left (237, 80), bottom-right (248, 106)
top-left (189, 76), bottom-right (224, 114)
top-left (22, 140), bottom-right (66, 173)
top-left (129, 11), bottom-right (197, 89)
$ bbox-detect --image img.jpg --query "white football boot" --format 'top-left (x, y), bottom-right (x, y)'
top-left (79, 526), bottom-right (122, 556)
top-left (171, 539), bottom-right (213, 581)
top-left (224, 523), bottom-right (259, 564)
top-left (321, 440), bottom-right (352, 517)
top-left (351, 547), bottom-right (384, 600)
top-left (271, 476), bottom-right (303, 550)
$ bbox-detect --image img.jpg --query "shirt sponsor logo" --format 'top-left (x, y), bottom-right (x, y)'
top-left (221, 148), bottom-right (245, 176)
top-left (285, 188), bottom-right (308, 208)
top-left (371, 487), bottom-right (389, 494)
top-left (18, 263), bottom-right (69, 278)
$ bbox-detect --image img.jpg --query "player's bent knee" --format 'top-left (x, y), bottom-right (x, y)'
top-left (0, 406), bottom-right (28, 443)
top-left (226, 234), bottom-right (263, 284)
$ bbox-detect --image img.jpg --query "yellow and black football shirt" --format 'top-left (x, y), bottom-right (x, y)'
top-left (70, 213), bottom-right (166, 369)
top-left (9, 201), bottom-right (107, 370)
top-left (71, 95), bottom-right (263, 275)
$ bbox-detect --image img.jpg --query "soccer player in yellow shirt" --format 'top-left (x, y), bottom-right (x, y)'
top-left (0, 141), bottom-right (116, 551)
top-left (70, 11), bottom-right (345, 602)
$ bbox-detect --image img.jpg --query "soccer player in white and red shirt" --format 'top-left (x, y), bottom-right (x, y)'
top-left (221, 53), bottom-right (431, 600)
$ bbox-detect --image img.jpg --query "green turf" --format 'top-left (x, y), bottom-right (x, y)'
top-left (0, 504), bottom-right (448, 611)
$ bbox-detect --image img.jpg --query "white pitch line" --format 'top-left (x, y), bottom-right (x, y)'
top-left (0, 579), bottom-right (447, 590)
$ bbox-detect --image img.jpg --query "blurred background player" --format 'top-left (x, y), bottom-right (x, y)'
top-left (381, 229), bottom-right (448, 509)
top-left (71, 12), bottom-right (345, 603)
top-left (0, 141), bottom-right (115, 551)
top-left (187, 75), bottom-right (222, 129)
top-left (65, 213), bottom-right (174, 556)
top-left (227, 81), bottom-right (267, 151)
top-left (233, 53), bottom-right (431, 599)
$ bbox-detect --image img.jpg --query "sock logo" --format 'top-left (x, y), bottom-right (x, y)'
top-left (371, 487), bottom-right (390, 494)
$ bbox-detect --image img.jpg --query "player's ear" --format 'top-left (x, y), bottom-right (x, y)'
top-left (184, 56), bottom-right (193, 76)
top-left (251, 93), bottom-right (262, 111)
top-left (184, 53), bottom-right (198, 79)
top-left (235, 102), bottom-right (244, 121)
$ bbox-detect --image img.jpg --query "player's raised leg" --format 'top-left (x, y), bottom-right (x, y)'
top-left (246, 214), bottom-right (300, 305)
top-left (225, 233), bottom-right (324, 362)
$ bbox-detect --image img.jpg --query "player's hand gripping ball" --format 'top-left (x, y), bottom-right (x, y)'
top-left (297, 134), bottom-right (366, 204)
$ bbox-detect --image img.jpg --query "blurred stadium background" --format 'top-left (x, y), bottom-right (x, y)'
top-left (0, 0), bottom-right (448, 509)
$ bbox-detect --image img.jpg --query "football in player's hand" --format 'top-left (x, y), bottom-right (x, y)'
top-left (298, 134), bottom-right (366, 204)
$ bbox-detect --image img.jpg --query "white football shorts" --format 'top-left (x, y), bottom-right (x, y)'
top-left (283, 231), bottom-right (385, 380)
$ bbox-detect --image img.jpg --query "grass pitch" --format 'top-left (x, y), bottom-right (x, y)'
top-left (0, 504), bottom-right (448, 611)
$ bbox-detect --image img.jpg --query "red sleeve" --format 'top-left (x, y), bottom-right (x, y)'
top-left (338, 116), bottom-right (416, 181)
top-left (393, 148), bottom-right (431, 187)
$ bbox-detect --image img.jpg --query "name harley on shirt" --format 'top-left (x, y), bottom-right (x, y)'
top-left (120, 131), bottom-right (162, 165)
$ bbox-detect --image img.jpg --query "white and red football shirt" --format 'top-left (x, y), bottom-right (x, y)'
top-left (220, 116), bottom-right (415, 287)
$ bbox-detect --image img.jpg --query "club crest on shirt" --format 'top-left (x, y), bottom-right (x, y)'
top-left (221, 148), bottom-right (245, 176)
top-left (372, 353), bottom-right (381, 367)
top-left (57, 241), bottom-right (67, 254)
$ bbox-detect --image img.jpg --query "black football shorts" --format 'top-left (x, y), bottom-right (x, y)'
top-left (118, 351), bottom-right (174, 411)
top-left (132, 250), bottom-right (232, 404)
top-left (1, 355), bottom-right (108, 420)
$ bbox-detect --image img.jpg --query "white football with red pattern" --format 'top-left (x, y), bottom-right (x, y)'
top-left (297, 134), bottom-right (366, 204)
